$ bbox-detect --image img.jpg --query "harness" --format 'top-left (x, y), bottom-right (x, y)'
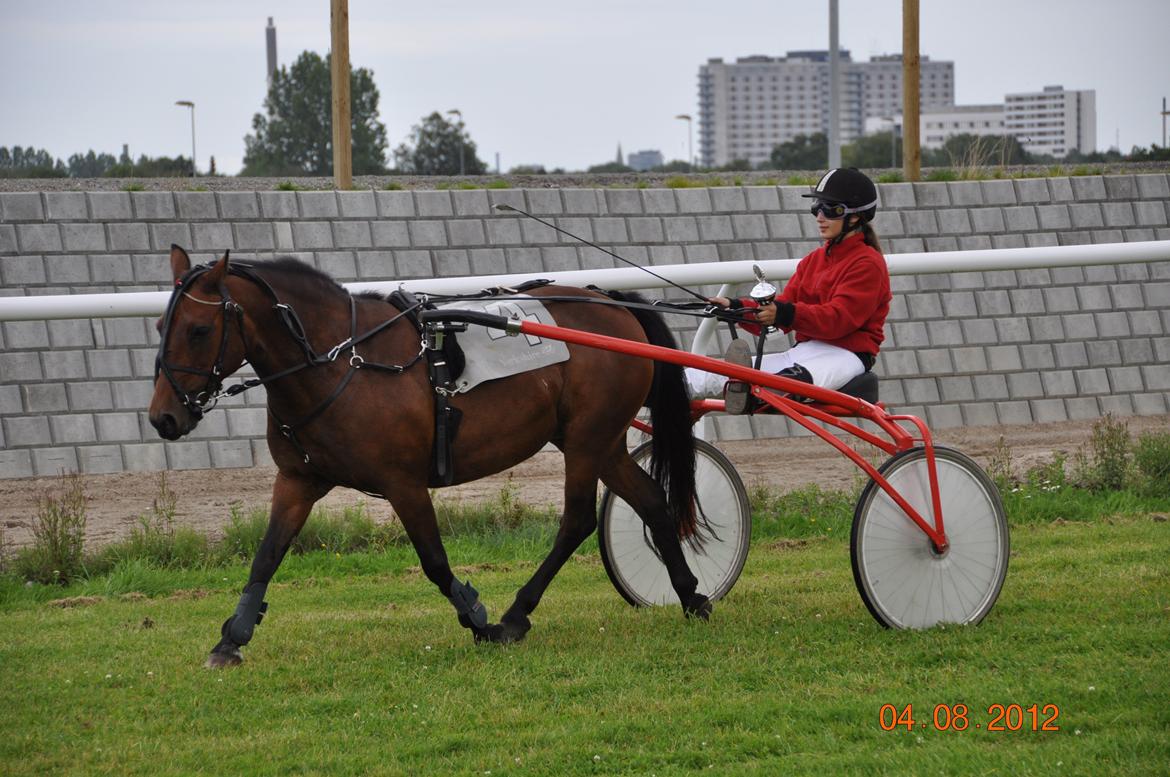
top-left (157, 267), bottom-right (763, 488)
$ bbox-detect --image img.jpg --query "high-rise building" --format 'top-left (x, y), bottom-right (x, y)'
top-left (1004, 85), bottom-right (1096, 158)
top-left (697, 51), bottom-right (954, 168)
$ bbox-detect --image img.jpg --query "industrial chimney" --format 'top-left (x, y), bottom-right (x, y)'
top-left (266, 17), bottom-right (277, 85)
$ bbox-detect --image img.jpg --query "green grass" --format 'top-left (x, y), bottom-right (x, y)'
top-left (1, 512), bottom-right (1167, 774)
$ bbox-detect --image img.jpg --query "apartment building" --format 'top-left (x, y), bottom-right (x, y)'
top-left (1004, 85), bottom-right (1096, 158)
top-left (697, 51), bottom-right (954, 168)
top-left (866, 104), bottom-right (1006, 150)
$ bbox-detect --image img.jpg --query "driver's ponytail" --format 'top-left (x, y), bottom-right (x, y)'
top-left (860, 222), bottom-right (883, 254)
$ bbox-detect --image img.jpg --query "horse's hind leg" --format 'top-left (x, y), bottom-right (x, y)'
top-left (388, 485), bottom-right (491, 641)
top-left (207, 471), bottom-right (331, 668)
top-left (599, 452), bottom-right (711, 620)
top-left (490, 451), bottom-right (603, 643)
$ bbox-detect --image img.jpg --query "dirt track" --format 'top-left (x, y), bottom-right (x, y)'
top-left (2, 416), bottom-right (1167, 550)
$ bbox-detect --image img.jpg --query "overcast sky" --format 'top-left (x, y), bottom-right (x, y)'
top-left (2, 0), bottom-right (1168, 175)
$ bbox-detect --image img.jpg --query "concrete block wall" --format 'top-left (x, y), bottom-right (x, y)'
top-left (1, 175), bottom-right (1168, 477)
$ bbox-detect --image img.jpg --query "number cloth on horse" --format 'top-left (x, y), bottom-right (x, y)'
top-left (433, 295), bottom-right (569, 393)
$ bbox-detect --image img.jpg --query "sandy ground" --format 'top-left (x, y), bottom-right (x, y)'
top-left (2, 416), bottom-right (1167, 551)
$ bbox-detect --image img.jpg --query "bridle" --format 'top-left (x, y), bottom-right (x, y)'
top-left (155, 264), bottom-right (245, 421)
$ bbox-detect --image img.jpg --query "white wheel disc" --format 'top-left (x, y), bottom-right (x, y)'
top-left (600, 440), bottom-right (751, 607)
top-left (851, 446), bottom-right (1009, 629)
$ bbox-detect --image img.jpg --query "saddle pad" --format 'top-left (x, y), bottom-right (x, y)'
top-left (435, 295), bottom-right (569, 393)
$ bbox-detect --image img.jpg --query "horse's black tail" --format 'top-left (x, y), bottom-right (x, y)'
top-left (603, 290), bottom-right (698, 540)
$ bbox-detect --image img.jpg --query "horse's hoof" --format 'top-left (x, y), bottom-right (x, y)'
top-left (205, 646), bottom-right (243, 668)
top-left (476, 622), bottom-right (528, 644)
top-left (684, 596), bottom-right (713, 621)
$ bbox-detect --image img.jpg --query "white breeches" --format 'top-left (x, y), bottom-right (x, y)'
top-left (685, 340), bottom-right (867, 398)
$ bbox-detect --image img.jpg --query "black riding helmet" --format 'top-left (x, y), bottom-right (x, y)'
top-left (801, 167), bottom-right (879, 225)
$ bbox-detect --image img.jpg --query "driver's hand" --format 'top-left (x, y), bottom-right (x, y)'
top-left (706, 296), bottom-right (732, 307)
top-left (755, 303), bottom-right (777, 326)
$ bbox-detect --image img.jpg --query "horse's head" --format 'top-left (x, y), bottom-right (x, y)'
top-left (149, 245), bottom-right (247, 440)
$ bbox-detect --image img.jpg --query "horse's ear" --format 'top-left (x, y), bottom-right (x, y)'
top-left (169, 244), bottom-right (191, 282)
top-left (202, 250), bottom-right (231, 286)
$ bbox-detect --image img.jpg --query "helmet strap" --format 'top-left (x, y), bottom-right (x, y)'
top-left (826, 215), bottom-right (862, 255)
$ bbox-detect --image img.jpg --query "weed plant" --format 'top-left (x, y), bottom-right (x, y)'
top-left (1133, 430), bottom-right (1170, 498)
top-left (1074, 413), bottom-right (1131, 491)
top-left (14, 472), bottom-right (88, 584)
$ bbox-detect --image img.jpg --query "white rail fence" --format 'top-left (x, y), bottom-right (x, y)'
top-left (2, 241), bottom-right (1168, 325)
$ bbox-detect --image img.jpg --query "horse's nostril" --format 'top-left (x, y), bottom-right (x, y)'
top-left (151, 413), bottom-right (180, 440)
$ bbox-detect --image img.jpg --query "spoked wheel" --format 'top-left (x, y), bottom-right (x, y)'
top-left (599, 439), bottom-right (752, 607)
top-left (851, 445), bottom-right (1009, 629)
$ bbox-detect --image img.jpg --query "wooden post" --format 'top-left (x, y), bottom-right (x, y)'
top-left (902, 0), bottom-right (921, 182)
top-left (330, 0), bottom-right (353, 190)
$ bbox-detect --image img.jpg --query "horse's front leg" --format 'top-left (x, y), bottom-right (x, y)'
top-left (206, 471), bottom-right (331, 668)
top-left (388, 485), bottom-right (492, 641)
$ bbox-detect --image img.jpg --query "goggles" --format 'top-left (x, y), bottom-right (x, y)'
top-left (810, 198), bottom-right (878, 219)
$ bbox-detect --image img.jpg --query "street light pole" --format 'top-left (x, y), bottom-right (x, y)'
top-left (674, 114), bottom-right (693, 168)
top-left (175, 100), bottom-right (196, 177)
top-left (1161, 97), bottom-right (1168, 148)
top-left (447, 109), bottom-right (464, 175)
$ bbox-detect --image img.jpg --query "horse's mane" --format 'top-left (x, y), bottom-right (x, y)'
top-left (248, 256), bottom-right (351, 298)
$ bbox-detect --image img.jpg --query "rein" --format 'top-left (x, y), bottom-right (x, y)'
top-left (424, 289), bottom-right (761, 328)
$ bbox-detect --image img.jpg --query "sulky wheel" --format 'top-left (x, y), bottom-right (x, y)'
top-left (850, 445), bottom-right (1009, 629)
top-left (599, 438), bottom-right (751, 607)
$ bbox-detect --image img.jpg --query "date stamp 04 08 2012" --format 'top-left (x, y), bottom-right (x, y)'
top-left (879, 703), bottom-right (1062, 733)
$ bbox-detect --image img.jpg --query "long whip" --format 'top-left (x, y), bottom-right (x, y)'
top-left (493, 203), bottom-right (711, 303)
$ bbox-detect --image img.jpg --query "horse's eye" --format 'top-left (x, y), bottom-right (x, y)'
top-left (189, 324), bottom-right (212, 341)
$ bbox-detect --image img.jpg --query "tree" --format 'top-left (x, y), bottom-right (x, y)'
top-left (651, 160), bottom-right (694, 173)
top-left (1122, 144), bottom-right (1170, 162)
top-left (586, 161), bottom-right (632, 173)
top-left (242, 51), bottom-right (388, 176)
top-left (67, 150), bottom-right (118, 178)
top-left (767, 133), bottom-right (827, 170)
top-left (843, 132), bottom-right (900, 169)
top-left (719, 158), bottom-right (753, 172)
top-left (0, 146), bottom-right (67, 178)
top-left (393, 112), bottom-right (487, 175)
top-left (104, 154), bottom-right (192, 177)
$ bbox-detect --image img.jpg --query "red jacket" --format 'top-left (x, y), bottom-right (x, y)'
top-left (741, 232), bottom-right (890, 355)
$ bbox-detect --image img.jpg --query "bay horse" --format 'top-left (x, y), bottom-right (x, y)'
top-left (148, 245), bottom-right (710, 666)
